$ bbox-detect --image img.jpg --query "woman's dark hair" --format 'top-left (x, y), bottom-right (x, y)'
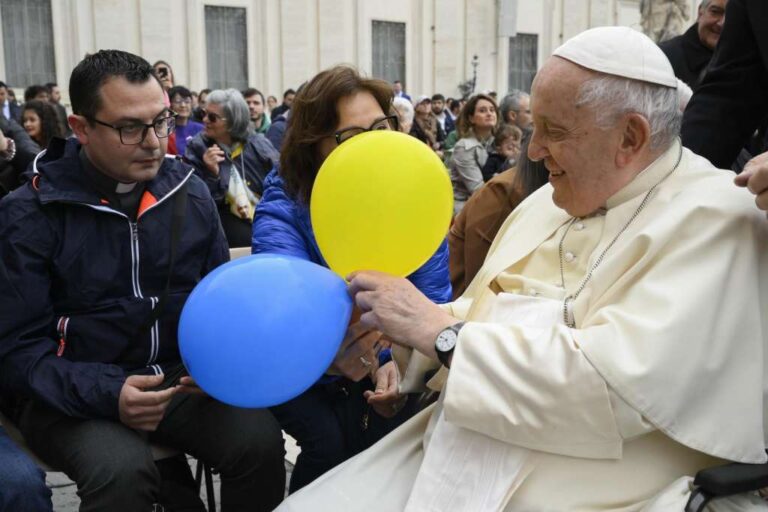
top-left (513, 137), bottom-right (549, 198)
top-left (456, 93), bottom-right (497, 139)
top-left (70, 50), bottom-right (159, 120)
top-left (168, 85), bottom-right (192, 101)
top-left (280, 65), bottom-right (394, 204)
top-left (152, 60), bottom-right (174, 81)
top-left (23, 100), bottom-right (63, 147)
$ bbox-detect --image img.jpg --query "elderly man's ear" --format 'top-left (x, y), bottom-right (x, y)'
top-left (615, 113), bottom-right (652, 168)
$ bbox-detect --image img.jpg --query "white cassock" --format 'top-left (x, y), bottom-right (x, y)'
top-left (277, 140), bottom-right (768, 511)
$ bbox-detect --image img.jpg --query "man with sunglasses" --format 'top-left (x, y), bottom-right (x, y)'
top-left (0, 50), bottom-right (285, 511)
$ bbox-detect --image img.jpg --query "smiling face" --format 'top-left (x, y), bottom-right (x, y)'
top-left (528, 58), bottom-right (636, 217)
top-left (697, 0), bottom-right (727, 50)
top-left (69, 76), bottom-right (168, 183)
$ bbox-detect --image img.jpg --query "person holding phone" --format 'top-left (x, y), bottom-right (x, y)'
top-left (251, 65), bottom-right (452, 493)
top-left (152, 60), bottom-right (174, 91)
top-left (184, 88), bottom-right (279, 247)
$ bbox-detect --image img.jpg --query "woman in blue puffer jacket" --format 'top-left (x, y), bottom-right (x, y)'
top-left (252, 65), bottom-right (451, 494)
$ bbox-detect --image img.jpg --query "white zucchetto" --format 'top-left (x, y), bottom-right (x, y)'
top-left (553, 26), bottom-right (677, 88)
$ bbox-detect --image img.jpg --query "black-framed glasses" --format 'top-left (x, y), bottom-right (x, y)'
top-left (89, 112), bottom-right (177, 145)
top-left (201, 110), bottom-right (226, 123)
top-left (334, 115), bottom-right (399, 145)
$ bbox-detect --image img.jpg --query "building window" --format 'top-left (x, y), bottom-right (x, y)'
top-left (205, 6), bottom-right (248, 90)
top-left (1, 0), bottom-right (56, 87)
top-left (508, 33), bottom-right (538, 93)
top-left (372, 21), bottom-right (406, 87)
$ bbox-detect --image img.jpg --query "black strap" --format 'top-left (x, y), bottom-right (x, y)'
top-left (137, 183), bottom-right (188, 337)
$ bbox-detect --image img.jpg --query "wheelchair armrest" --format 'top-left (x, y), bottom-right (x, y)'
top-left (693, 455), bottom-right (768, 496)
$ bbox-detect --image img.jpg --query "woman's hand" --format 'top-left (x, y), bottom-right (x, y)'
top-left (203, 144), bottom-right (225, 176)
top-left (327, 321), bottom-right (381, 382)
top-left (364, 360), bottom-right (407, 418)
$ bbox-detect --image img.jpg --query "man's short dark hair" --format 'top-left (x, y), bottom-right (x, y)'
top-left (0, 81), bottom-right (6, 90)
top-left (45, 82), bottom-right (58, 91)
top-left (24, 85), bottom-right (48, 102)
top-left (242, 87), bottom-right (265, 104)
top-left (168, 85), bottom-right (192, 101)
top-left (69, 50), bottom-right (160, 119)
top-left (394, 80), bottom-right (402, 85)
top-left (431, 93), bottom-right (445, 102)
top-left (283, 88), bottom-right (296, 99)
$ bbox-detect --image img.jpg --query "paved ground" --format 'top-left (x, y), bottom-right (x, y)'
top-left (51, 434), bottom-right (300, 511)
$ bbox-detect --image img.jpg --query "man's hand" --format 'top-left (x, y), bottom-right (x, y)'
top-left (0, 130), bottom-right (8, 153)
top-left (348, 270), bottom-right (458, 359)
top-left (364, 360), bottom-right (406, 418)
top-left (735, 151), bottom-right (768, 211)
top-left (118, 374), bottom-right (177, 431)
top-left (328, 322), bottom-right (380, 382)
top-left (203, 144), bottom-right (225, 176)
top-left (177, 376), bottom-right (207, 396)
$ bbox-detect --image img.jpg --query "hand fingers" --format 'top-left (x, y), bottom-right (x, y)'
top-left (358, 310), bottom-right (380, 331)
top-left (125, 385), bottom-right (177, 407)
top-left (756, 192), bottom-right (768, 212)
top-left (178, 376), bottom-right (196, 387)
top-left (125, 374), bottom-right (164, 390)
top-left (347, 271), bottom-right (389, 297)
top-left (734, 169), bottom-right (752, 187)
top-left (355, 291), bottom-right (376, 312)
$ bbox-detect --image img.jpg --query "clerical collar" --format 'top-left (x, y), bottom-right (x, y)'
top-left (605, 139), bottom-right (682, 210)
top-left (79, 149), bottom-right (145, 219)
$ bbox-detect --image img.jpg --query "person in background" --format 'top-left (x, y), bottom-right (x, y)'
top-left (191, 88), bottom-right (211, 123)
top-left (270, 88), bottom-right (295, 121)
top-left (252, 65), bottom-right (451, 494)
top-left (430, 93), bottom-right (455, 135)
top-left (152, 60), bottom-right (174, 91)
top-left (659, 0), bottom-right (727, 91)
top-left (392, 80), bottom-right (411, 102)
top-left (23, 85), bottom-right (49, 103)
top-left (449, 138), bottom-right (548, 298)
top-left (0, 82), bottom-right (22, 122)
top-left (410, 96), bottom-right (445, 154)
top-left (481, 123), bottom-right (522, 182)
top-left (392, 96), bottom-right (414, 134)
top-left (185, 88), bottom-right (279, 247)
top-left (167, 86), bottom-right (203, 156)
top-left (267, 95), bottom-right (278, 113)
top-left (499, 89), bottom-right (533, 138)
top-left (0, 113), bottom-right (39, 198)
top-left (449, 93), bottom-right (498, 214)
top-left (45, 82), bottom-right (70, 136)
top-left (243, 87), bottom-right (271, 134)
top-left (21, 99), bottom-right (63, 148)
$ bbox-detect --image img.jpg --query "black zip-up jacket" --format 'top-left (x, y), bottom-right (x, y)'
top-left (0, 138), bottom-right (228, 420)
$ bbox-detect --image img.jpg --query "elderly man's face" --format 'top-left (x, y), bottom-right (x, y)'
top-left (528, 58), bottom-right (630, 217)
top-left (697, 0), bottom-right (727, 50)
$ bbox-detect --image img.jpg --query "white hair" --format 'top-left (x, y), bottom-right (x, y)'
top-left (676, 79), bottom-right (693, 112)
top-left (575, 73), bottom-right (681, 150)
top-left (393, 96), bottom-right (414, 127)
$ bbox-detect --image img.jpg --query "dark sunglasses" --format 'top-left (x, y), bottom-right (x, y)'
top-left (202, 110), bottom-right (226, 123)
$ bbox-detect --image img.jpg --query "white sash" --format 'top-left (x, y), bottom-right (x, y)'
top-left (404, 293), bottom-right (564, 511)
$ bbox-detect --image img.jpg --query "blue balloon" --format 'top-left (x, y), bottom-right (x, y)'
top-left (178, 254), bottom-right (353, 408)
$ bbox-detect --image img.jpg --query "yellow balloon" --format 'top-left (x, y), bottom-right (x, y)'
top-left (311, 130), bottom-right (453, 278)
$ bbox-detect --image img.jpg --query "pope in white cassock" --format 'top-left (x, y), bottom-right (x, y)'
top-left (277, 27), bottom-right (768, 511)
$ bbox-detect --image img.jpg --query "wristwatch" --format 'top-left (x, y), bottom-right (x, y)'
top-left (435, 322), bottom-right (465, 368)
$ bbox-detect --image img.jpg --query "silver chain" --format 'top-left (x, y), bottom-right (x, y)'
top-left (559, 145), bottom-right (683, 327)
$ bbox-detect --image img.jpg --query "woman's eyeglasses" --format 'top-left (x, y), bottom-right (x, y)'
top-left (334, 115), bottom-right (399, 145)
top-left (201, 110), bottom-right (226, 123)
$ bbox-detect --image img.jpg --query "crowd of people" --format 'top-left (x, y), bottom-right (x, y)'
top-left (1, 0), bottom-right (768, 510)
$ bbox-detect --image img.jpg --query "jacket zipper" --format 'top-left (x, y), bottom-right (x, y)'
top-left (56, 316), bottom-right (69, 356)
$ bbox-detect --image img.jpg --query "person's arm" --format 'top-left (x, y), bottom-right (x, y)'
top-left (681, 0), bottom-right (768, 168)
top-left (0, 199), bottom-right (126, 419)
top-left (183, 136), bottom-right (226, 203)
top-left (452, 143), bottom-right (485, 194)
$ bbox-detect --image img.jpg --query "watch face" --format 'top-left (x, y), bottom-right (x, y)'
top-left (436, 329), bottom-right (458, 352)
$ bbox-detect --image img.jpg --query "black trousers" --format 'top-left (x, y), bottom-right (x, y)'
top-left (15, 369), bottom-right (286, 512)
top-left (218, 205), bottom-right (253, 248)
top-left (270, 377), bottom-right (418, 494)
